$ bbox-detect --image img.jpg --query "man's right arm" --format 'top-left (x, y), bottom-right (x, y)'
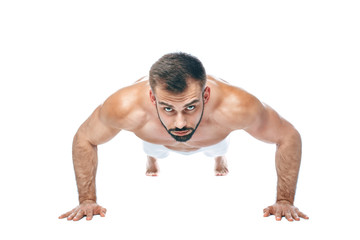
top-left (59, 104), bottom-right (121, 221)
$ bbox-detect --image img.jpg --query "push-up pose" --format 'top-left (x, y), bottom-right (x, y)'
top-left (59, 52), bottom-right (308, 222)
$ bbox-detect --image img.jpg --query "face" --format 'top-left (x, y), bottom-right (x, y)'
top-left (150, 82), bottom-right (210, 142)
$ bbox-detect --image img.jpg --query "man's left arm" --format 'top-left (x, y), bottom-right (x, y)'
top-left (242, 100), bottom-right (309, 221)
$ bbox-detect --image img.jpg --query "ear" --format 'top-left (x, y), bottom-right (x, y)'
top-left (149, 89), bottom-right (156, 105)
top-left (203, 86), bottom-right (210, 104)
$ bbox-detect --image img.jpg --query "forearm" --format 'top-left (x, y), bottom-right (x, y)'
top-left (275, 130), bottom-right (302, 204)
top-left (72, 132), bottom-right (98, 204)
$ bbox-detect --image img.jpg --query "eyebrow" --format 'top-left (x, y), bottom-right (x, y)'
top-left (158, 99), bottom-right (200, 108)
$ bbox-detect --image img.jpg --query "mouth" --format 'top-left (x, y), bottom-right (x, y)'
top-left (172, 130), bottom-right (192, 136)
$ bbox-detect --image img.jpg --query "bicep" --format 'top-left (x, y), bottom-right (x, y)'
top-left (77, 105), bottom-right (121, 146)
top-left (244, 103), bottom-right (292, 144)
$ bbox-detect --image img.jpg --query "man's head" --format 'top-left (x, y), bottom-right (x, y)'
top-left (149, 52), bottom-right (210, 142)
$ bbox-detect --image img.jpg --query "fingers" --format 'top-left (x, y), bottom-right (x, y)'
top-left (285, 212), bottom-right (294, 222)
top-left (73, 210), bottom-right (85, 221)
top-left (291, 210), bottom-right (300, 221)
top-left (86, 209), bottom-right (94, 221)
top-left (263, 206), bottom-right (283, 221)
top-left (66, 209), bottom-right (84, 221)
top-left (275, 211), bottom-right (282, 221)
top-left (100, 208), bottom-right (107, 217)
top-left (263, 208), bottom-right (271, 217)
top-left (263, 204), bottom-right (309, 222)
top-left (86, 207), bottom-right (106, 220)
top-left (60, 205), bottom-right (107, 221)
top-left (67, 211), bottom-right (78, 221)
top-left (296, 210), bottom-right (309, 220)
top-left (59, 210), bottom-right (73, 219)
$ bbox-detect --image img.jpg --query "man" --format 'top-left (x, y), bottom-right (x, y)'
top-left (59, 52), bottom-right (309, 222)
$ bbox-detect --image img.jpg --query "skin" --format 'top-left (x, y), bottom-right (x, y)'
top-left (59, 75), bottom-right (308, 221)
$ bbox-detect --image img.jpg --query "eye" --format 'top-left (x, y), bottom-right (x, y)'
top-left (164, 107), bottom-right (173, 112)
top-left (186, 105), bottom-right (195, 111)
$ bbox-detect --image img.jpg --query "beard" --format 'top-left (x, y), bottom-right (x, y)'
top-left (167, 127), bottom-right (196, 142)
top-left (156, 100), bottom-right (204, 143)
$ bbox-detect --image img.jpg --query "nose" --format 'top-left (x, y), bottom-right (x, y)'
top-left (174, 113), bottom-right (187, 129)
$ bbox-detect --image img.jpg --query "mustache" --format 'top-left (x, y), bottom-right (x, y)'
top-left (169, 127), bottom-right (194, 132)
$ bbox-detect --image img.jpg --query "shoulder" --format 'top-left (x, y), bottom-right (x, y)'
top-left (99, 81), bottom-right (148, 131)
top-left (209, 77), bottom-right (265, 130)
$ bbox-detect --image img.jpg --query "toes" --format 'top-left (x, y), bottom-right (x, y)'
top-left (215, 169), bottom-right (229, 176)
top-left (215, 172), bottom-right (226, 176)
top-left (146, 172), bottom-right (158, 176)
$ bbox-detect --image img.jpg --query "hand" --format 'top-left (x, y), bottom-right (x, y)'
top-left (263, 200), bottom-right (309, 221)
top-left (59, 200), bottom-right (107, 221)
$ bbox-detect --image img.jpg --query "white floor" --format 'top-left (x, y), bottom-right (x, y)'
top-left (1, 1), bottom-right (359, 239)
top-left (2, 129), bottom-right (359, 239)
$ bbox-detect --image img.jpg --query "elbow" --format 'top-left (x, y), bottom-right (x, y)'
top-left (73, 128), bottom-right (97, 149)
top-left (277, 124), bottom-right (302, 148)
top-left (291, 128), bottom-right (302, 148)
top-left (289, 125), bottom-right (301, 141)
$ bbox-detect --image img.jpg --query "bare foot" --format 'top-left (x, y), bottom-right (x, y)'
top-left (214, 156), bottom-right (228, 176)
top-left (146, 156), bottom-right (159, 176)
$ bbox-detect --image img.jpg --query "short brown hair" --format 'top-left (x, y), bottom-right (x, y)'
top-left (149, 52), bottom-right (206, 93)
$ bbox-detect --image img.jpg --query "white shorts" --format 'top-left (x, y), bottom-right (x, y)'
top-left (143, 137), bottom-right (230, 159)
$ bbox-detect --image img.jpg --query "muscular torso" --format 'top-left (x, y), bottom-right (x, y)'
top-left (102, 75), bottom-right (257, 152)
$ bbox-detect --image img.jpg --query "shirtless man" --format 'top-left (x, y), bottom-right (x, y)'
top-left (59, 52), bottom-right (308, 222)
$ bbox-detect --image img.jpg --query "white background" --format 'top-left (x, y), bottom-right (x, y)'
top-left (1, 0), bottom-right (359, 239)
